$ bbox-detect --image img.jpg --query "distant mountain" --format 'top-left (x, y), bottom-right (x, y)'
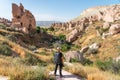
top-left (36, 21), bottom-right (62, 27)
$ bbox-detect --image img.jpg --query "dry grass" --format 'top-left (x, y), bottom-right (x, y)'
top-left (75, 23), bottom-right (120, 61)
top-left (64, 63), bottom-right (120, 80)
top-left (0, 34), bottom-right (52, 62)
top-left (0, 55), bottom-right (53, 80)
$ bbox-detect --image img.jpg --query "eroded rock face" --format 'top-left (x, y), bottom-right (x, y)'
top-left (12, 3), bottom-right (36, 34)
top-left (64, 51), bottom-right (84, 62)
top-left (109, 24), bottom-right (120, 35)
top-left (0, 18), bottom-right (11, 26)
top-left (103, 22), bottom-right (110, 29)
top-left (66, 29), bottom-right (80, 42)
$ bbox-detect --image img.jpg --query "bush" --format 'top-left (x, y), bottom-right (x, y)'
top-left (82, 58), bottom-right (93, 65)
top-left (57, 34), bottom-right (66, 42)
top-left (48, 27), bottom-right (54, 31)
top-left (0, 44), bottom-right (12, 56)
top-left (95, 59), bottom-right (120, 74)
top-left (61, 43), bottom-right (71, 52)
top-left (28, 45), bottom-right (37, 51)
top-left (6, 34), bottom-right (17, 42)
top-left (110, 60), bottom-right (120, 74)
top-left (70, 58), bottom-right (80, 63)
top-left (40, 27), bottom-right (48, 33)
top-left (0, 24), bottom-right (6, 29)
top-left (95, 59), bottom-right (112, 71)
top-left (36, 26), bottom-right (40, 33)
top-left (22, 53), bottom-right (45, 65)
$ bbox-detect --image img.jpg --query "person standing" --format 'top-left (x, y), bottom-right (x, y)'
top-left (54, 47), bottom-right (64, 77)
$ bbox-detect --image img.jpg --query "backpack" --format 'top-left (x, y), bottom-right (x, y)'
top-left (54, 52), bottom-right (61, 64)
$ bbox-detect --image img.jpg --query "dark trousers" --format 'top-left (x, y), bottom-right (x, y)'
top-left (54, 64), bottom-right (63, 76)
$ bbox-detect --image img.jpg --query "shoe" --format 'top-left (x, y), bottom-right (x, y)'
top-left (54, 74), bottom-right (57, 76)
top-left (60, 75), bottom-right (63, 77)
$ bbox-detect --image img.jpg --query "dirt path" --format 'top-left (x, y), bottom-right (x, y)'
top-left (49, 70), bottom-right (84, 80)
top-left (0, 76), bottom-right (9, 80)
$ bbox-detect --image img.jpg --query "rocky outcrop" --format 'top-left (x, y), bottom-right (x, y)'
top-left (103, 22), bottom-right (110, 29)
top-left (12, 3), bottom-right (36, 34)
top-left (80, 43), bottom-right (101, 55)
top-left (74, 5), bottom-right (120, 23)
top-left (64, 43), bottom-right (100, 62)
top-left (0, 18), bottom-right (11, 26)
top-left (109, 24), bottom-right (120, 35)
top-left (66, 29), bottom-right (80, 42)
top-left (51, 4), bottom-right (120, 43)
top-left (64, 51), bottom-right (84, 62)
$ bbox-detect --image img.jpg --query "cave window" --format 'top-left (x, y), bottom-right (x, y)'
top-left (28, 24), bottom-right (32, 31)
top-left (21, 22), bottom-right (23, 26)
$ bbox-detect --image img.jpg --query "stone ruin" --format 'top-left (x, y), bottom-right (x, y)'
top-left (11, 3), bottom-right (36, 34)
top-left (0, 18), bottom-right (11, 26)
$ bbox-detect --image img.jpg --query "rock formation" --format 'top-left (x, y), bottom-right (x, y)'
top-left (109, 24), bottom-right (120, 35)
top-left (52, 5), bottom-right (120, 29)
top-left (0, 18), bottom-right (11, 26)
top-left (12, 3), bottom-right (36, 34)
top-left (51, 4), bottom-right (120, 42)
top-left (103, 22), bottom-right (110, 29)
top-left (66, 29), bottom-right (80, 42)
top-left (64, 51), bottom-right (84, 62)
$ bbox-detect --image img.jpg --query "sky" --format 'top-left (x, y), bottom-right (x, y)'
top-left (0, 0), bottom-right (120, 22)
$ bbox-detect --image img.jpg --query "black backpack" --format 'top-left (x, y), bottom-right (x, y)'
top-left (54, 52), bottom-right (61, 64)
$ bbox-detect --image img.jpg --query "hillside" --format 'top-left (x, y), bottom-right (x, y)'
top-left (72, 4), bottom-right (120, 22)
top-left (50, 4), bottom-right (120, 80)
top-left (1, 3), bottom-right (120, 80)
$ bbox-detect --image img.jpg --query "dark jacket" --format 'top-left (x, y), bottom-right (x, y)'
top-left (54, 52), bottom-right (63, 65)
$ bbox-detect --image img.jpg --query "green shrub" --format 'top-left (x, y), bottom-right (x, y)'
top-left (95, 59), bottom-right (112, 71)
top-left (0, 44), bottom-right (12, 56)
top-left (36, 26), bottom-right (40, 33)
top-left (48, 27), bottom-right (54, 31)
top-left (57, 34), bottom-right (66, 41)
top-left (40, 27), bottom-right (48, 33)
top-left (94, 58), bottom-right (120, 74)
top-left (6, 27), bottom-right (16, 32)
top-left (82, 58), bottom-right (93, 65)
top-left (110, 60), bottom-right (120, 74)
top-left (61, 43), bottom-right (71, 52)
top-left (97, 27), bottom-right (109, 35)
top-left (0, 24), bottom-right (6, 29)
top-left (70, 58), bottom-right (80, 63)
top-left (6, 34), bottom-right (17, 42)
top-left (72, 45), bottom-right (81, 50)
top-left (28, 45), bottom-right (37, 51)
top-left (22, 53), bottom-right (45, 65)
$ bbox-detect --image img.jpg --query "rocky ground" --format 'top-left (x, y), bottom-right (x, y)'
top-left (0, 76), bottom-right (9, 80)
top-left (49, 70), bottom-right (84, 80)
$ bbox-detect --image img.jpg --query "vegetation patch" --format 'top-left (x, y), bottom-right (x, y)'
top-left (0, 42), bottom-right (12, 56)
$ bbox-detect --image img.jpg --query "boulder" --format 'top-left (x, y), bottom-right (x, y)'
top-left (103, 22), bottom-right (110, 29)
top-left (80, 46), bottom-right (89, 53)
top-left (86, 43), bottom-right (101, 55)
top-left (66, 29), bottom-right (79, 42)
top-left (103, 13), bottom-right (114, 22)
top-left (89, 43), bottom-right (101, 50)
top-left (109, 24), bottom-right (120, 35)
top-left (64, 51), bottom-right (84, 62)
